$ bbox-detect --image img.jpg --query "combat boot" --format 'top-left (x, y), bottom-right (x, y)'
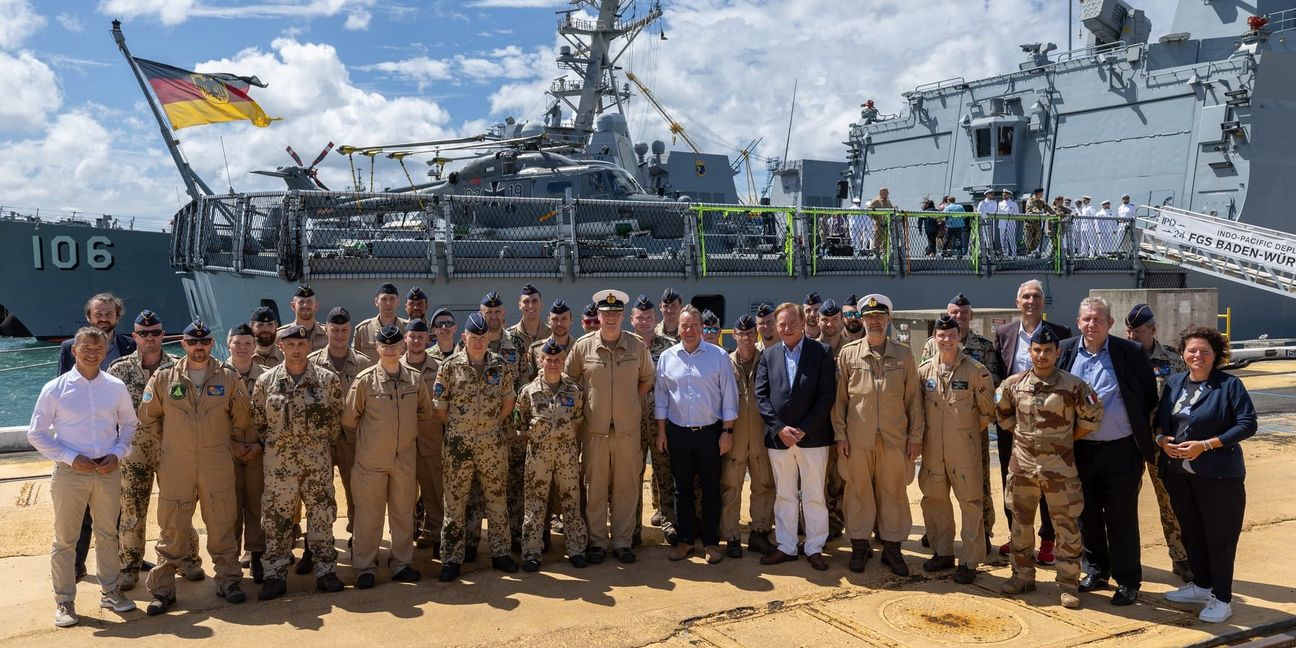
top-left (880, 541), bottom-right (910, 577)
top-left (923, 555), bottom-right (955, 572)
top-left (848, 539), bottom-right (873, 573)
top-left (119, 569), bottom-right (139, 592)
top-left (250, 552), bottom-right (264, 584)
top-left (258, 578), bottom-right (287, 601)
top-left (295, 548), bottom-right (314, 575)
top-left (1060, 588), bottom-right (1082, 609)
top-left (316, 572), bottom-right (344, 593)
top-left (1000, 575), bottom-right (1037, 595)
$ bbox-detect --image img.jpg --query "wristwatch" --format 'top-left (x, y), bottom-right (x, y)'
top-left (721, 427), bottom-right (734, 434)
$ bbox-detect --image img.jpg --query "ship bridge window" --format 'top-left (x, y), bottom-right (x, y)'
top-left (998, 127), bottom-right (1014, 156)
top-left (974, 128), bottom-right (992, 158)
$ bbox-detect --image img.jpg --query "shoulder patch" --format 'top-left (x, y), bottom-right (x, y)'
top-left (994, 390), bottom-right (1003, 403)
top-left (433, 382), bottom-right (445, 397)
top-left (142, 389), bottom-right (154, 403)
top-left (169, 383), bottom-right (186, 400)
top-left (205, 384), bottom-right (225, 397)
top-left (924, 378), bottom-right (936, 392)
top-left (485, 368), bottom-right (501, 385)
top-left (1084, 391), bottom-right (1099, 406)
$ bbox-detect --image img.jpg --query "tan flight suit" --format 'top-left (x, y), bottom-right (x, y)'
top-left (138, 357), bottom-right (251, 598)
top-left (565, 330), bottom-right (655, 551)
top-left (917, 351), bottom-right (994, 566)
top-left (720, 349), bottom-right (775, 542)
top-left (404, 353), bottom-right (446, 545)
top-left (276, 322), bottom-right (329, 351)
top-left (308, 347), bottom-right (372, 534)
top-left (225, 361), bottom-right (266, 559)
top-left (433, 350), bottom-right (515, 564)
top-left (253, 345), bottom-right (284, 370)
top-left (831, 338), bottom-right (924, 543)
top-left (351, 315), bottom-right (408, 359)
top-left (343, 361), bottom-right (433, 576)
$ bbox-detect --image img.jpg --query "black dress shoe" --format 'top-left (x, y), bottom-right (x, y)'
top-left (438, 563), bottom-right (461, 582)
top-left (1111, 585), bottom-right (1139, 606)
top-left (355, 573), bottom-right (375, 589)
top-left (807, 552), bottom-right (829, 571)
top-left (316, 573), bottom-right (345, 592)
top-left (295, 548), bottom-right (314, 575)
top-left (492, 555), bottom-right (519, 573)
top-left (258, 578), bottom-right (287, 600)
top-left (391, 567), bottom-right (422, 583)
top-left (1078, 573), bottom-right (1110, 593)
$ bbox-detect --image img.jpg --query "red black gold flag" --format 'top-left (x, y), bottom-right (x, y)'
top-left (133, 57), bottom-right (276, 130)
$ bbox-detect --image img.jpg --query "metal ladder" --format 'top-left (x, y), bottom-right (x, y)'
top-left (1136, 205), bottom-right (1296, 298)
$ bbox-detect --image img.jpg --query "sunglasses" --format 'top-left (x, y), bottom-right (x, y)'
top-left (134, 329), bottom-right (165, 337)
top-left (432, 321), bottom-right (456, 329)
top-left (703, 327), bottom-right (720, 334)
top-left (185, 338), bottom-right (214, 346)
top-left (843, 311), bottom-right (861, 319)
top-left (582, 317), bottom-right (600, 324)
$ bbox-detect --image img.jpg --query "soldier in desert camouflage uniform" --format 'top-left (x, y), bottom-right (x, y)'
top-left (516, 339), bottom-right (588, 572)
top-left (107, 310), bottom-right (200, 591)
top-left (224, 324), bottom-right (266, 583)
top-left (471, 291), bottom-right (526, 550)
top-left (434, 313), bottom-right (519, 582)
top-left (1124, 303), bottom-right (1192, 581)
top-left (1024, 188), bottom-right (1053, 257)
top-left (251, 326), bottom-right (346, 600)
top-left (631, 295), bottom-right (678, 544)
top-left (995, 326), bottom-right (1104, 609)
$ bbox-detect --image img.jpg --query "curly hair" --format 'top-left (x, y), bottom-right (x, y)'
top-left (1177, 325), bottom-right (1228, 368)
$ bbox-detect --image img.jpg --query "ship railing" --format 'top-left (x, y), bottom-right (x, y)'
top-left (692, 205), bottom-right (795, 277)
top-left (443, 194), bottom-right (567, 279)
top-left (1063, 214), bottom-right (1140, 273)
top-left (896, 211), bottom-right (981, 275)
top-left (573, 198), bottom-right (692, 278)
top-left (1266, 8), bottom-right (1296, 33)
top-left (973, 212), bottom-right (1068, 274)
top-left (802, 209), bottom-right (895, 276)
top-left (1050, 40), bottom-right (1126, 66)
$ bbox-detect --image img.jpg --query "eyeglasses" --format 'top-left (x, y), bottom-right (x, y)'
top-left (843, 311), bottom-right (861, 319)
top-left (703, 327), bottom-right (720, 334)
top-left (432, 321), bottom-right (456, 329)
top-left (185, 339), bottom-right (214, 346)
top-left (134, 329), bottom-right (165, 337)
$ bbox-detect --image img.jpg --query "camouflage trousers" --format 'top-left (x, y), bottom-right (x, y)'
top-left (442, 434), bottom-right (510, 564)
top-left (1024, 221), bottom-right (1043, 254)
top-left (508, 431), bottom-right (527, 542)
top-left (1147, 457), bottom-right (1188, 563)
top-left (720, 448), bottom-right (775, 542)
top-left (1007, 473), bottom-right (1082, 586)
top-left (523, 438), bottom-right (587, 557)
top-left (117, 456), bottom-right (199, 573)
top-left (824, 451), bottom-right (846, 537)
top-left (262, 453), bottom-right (338, 580)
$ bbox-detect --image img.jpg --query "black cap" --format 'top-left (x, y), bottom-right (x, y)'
top-left (550, 299), bottom-right (571, 315)
top-left (464, 312), bottom-right (489, 334)
top-left (430, 307), bottom-right (453, 323)
top-left (844, 294), bottom-right (859, 307)
top-left (294, 284), bottom-right (315, 298)
top-left (326, 307), bottom-right (351, 324)
top-left (134, 309), bottom-right (161, 327)
top-left (376, 282), bottom-right (399, 296)
top-left (819, 299), bottom-right (841, 316)
top-left (1126, 303), bottom-right (1155, 329)
top-left (228, 323), bottom-right (254, 338)
top-left (1030, 326), bottom-right (1061, 346)
top-left (949, 293), bottom-right (971, 307)
top-left (701, 309), bottom-right (719, 327)
top-left (481, 291), bottom-right (503, 308)
top-left (933, 314), bottom-right (960, 331)
top-left (804, 291), bottom-right (822, 306)
top-left (405, 318), bottom-right (429, 333)
top-left (583, 302), bottom-right (599, 318)
top-left (406, 287), bottom-right (427, 301)
top-left (734, 314), bottom-right (756, 331)
top-left (755, 303), bottom-right (774, 318)
top-left (520, 283), bottom-right (540, 296)
top-left (376, 325), bottom-right (403, 345)
top-left (250, 306), bottom-right (277, 324)
top-left (278, 325), bottom-right (310, 341)
top-left (540, 339), bottom-right (565, 356)
top-left (661, 288), bottom-right (682, 304)
top-left (633, 294), bottom-right (654, 311)
top-left (183, 319), bottom-right (211, 340)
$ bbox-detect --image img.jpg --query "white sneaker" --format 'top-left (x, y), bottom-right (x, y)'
top-left (54, 602), bottom-right (78, 628)
top-left (1199, 595), bottom-right (1233, 623)
top-left (1164, 582), bottom-right (1212, 604)
top-left (100, 590), bottom-right (137, 613)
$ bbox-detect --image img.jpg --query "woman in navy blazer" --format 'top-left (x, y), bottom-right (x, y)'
top-left (1153, 326), bottom-right (1256, 624)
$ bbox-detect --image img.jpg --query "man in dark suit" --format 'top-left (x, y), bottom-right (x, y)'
top-left (1059, 296), bottom-right (1157, 606)
top-left (993, 279), bottom-right (1071, 563)
top-left (56, 293), bottom-right (138, 583)
top-left (754, 302), bottom-right (837, 571)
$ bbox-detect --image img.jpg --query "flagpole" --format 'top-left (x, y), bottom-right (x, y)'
top-left (110, 19), bottom-right (214, 202)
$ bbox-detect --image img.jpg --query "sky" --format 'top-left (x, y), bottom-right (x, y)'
top-left (0, 0), bottom-right (1180, 230)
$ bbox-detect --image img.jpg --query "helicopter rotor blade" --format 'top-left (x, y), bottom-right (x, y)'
top-left (309, 142), bottom-right (335, 169)
top-left (285, 145), bottom-right (304, 167)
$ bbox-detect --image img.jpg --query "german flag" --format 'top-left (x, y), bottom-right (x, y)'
top-left (133, 57), bottom-right (276, 130)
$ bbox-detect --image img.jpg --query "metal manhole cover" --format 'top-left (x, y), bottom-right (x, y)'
top-left (881, 594), bottom-right (1024, 643)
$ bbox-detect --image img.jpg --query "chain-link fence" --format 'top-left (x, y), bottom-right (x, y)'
top-left (695, 205), bottom-right (793, 276)
top-left (806, 209), bottom-right (892, 275)
top-left (445, 194), bottom-right (565, 278)
top-left (291, 192), bottom-right (436, 279)
top-left (897, 210), bottom-right (980, 274)
top-left (573, 199), bottom-right (690, 277)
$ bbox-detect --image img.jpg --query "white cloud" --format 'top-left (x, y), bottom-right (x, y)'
top-left (364, 43), bottom-right (549, 89)
top-left (361, 56), bottom-right (454, 91)
top-left (0, 50), bottom-right (61, 132)
top-left (98, 0), bottom-right (377, 25)
top-left (0, 0), bottom-right (45, 48)
top-left (98, 0), bottom-right (196, 26)
top-left (466, 0), bottom-right (559, 7)
top-left (344, 7), bottom-right (371, 30)
top-left (55, 12), bottom-right (84, 32)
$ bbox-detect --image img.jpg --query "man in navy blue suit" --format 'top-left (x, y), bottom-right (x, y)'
top-left (754, 303), bottom-right (837, 571)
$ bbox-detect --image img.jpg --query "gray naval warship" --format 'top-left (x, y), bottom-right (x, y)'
top-left (161, 0), bottom-right (1295, 341)
top-left (0, 208), bottom-right (189, 339)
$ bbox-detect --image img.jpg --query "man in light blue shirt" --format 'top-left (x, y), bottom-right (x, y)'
top-left (655, 306), bottom-right (738, 564)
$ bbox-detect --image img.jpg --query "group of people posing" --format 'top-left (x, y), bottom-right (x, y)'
top-left (29, 280), bottom-right (1256, 630)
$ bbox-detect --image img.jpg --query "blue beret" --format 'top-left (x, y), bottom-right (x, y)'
top-left (540, 339), bottom-right (565, 356)
top-left (228, 323), bottom-right (254, 338)
top-left (819, 299), bottom-right (841, 316)
top-left (183, 319), bottom-right (211, 339)
top-left (481, 291), bottom-right (503, 308)
top-left (406, 287), bottom-right (427, 301)
top-left (376, 325), bottom-right (403, 345)
top-left (294, 284), bottom-right (315, 298)
top-left (405, 318), bottom-right (429, 333)
top-left (1030, 326), bottom-right (1060, 346)
top-left (376, 282), bottom-right (399, 296)
top-left (933, 314), bottom-right (960, 331)
top-left (734, 314), bottom-right (756, 331)
top-left (549, 299), bottom-right (570, 315)
top-left (1125, 303), bottom-right (1155, 328)
top-left (250, 306), bottom-right (277, 324)
top-left (755, 303), bottom-right (774, 317)
top-left (949, 293), bottom-right (971, 307)
top-left (634, 294), bottom-right (654, 311)
top-left (134, 309), bottom-right (161, 327)
top-left (464, 312), bottom-right (489, 334)
top-left (520, 284), bottom-right (540, 296)
top-left (278, 325), bottom-right (310, 341)
top-left (326, 307), bottom-right (351, 324)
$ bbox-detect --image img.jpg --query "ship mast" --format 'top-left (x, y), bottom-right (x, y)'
top-left (550, 0), bottom-right (662, 141)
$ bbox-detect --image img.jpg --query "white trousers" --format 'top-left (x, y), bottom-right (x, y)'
top-left (768, 445), bottom-right (830, 555)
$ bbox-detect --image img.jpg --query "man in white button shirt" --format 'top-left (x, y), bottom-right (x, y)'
top-left (28, 327), bottom-right (139, 627)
